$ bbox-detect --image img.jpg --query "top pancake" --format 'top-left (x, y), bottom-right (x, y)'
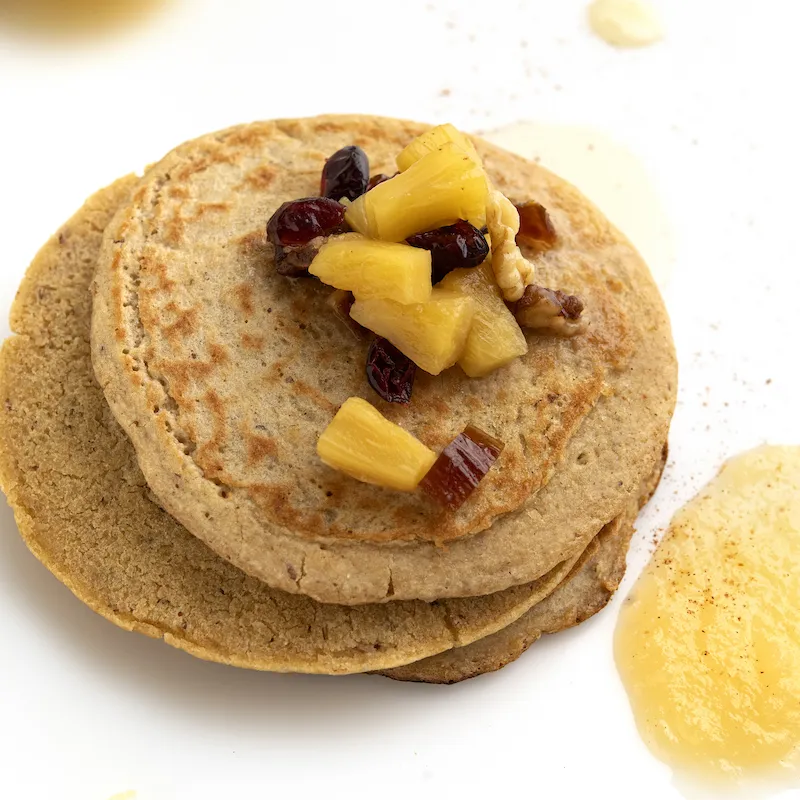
top-left (92, 115), bottom-right (676, 605)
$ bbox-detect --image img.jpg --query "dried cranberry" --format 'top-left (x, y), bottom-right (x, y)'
top-left (367, 173), bottom-right (395, 191)
top-left (266, 197), bottom-right (349, 248)
top-left (366, 338), bottom-right (417, 405)
top-left (321, 146), bottom-right (369, 202)
top-left (515, 201), bottom-right (557, 249)
top-left (420, 425), bottom-right (505, 510)
top-left (406, 221), bottom-right (489, 283)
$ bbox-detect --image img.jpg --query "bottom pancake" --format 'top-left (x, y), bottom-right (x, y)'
top-left (381, 505), bottom-right (633, 682)
top-left (0, 178), bottom-right (636, 675)
top-left (383, 442), bottom-right (667, 683)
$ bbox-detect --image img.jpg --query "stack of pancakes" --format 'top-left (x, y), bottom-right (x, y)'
top-left (0, 116), bottom-right (676, 683)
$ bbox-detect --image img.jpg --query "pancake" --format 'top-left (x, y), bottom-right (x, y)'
top-left (0, 178), bottom-right (623, 675)
top-left (91, 115), bottom-right (676, 605)
top-left (382, 444), bottom-right (667, 683)
top-left (381, 511), bottom-right (632, 683)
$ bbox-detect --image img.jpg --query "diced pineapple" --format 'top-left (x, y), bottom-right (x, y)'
top-left (309, 235), bottom-right (432, 305)
top-left (350, 289), bottom-right (475, 375)
top-left (317, 397), bottom-right (436, 491)
top-left (396, 124), bottom-right (483, 171)
top-left (345, 143), bottom-right (488, 242)
top-left (439, 262), bottom-right (528, 377)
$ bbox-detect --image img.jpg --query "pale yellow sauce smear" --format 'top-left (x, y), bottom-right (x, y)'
top-left (615, 446), bottom-right (800, 794)
top-left (483, 122), bottom-right (674, 288)
top-left (588, 0), bottom-right (663, 48)
top-left (108, 792), bottom-right (136, 800)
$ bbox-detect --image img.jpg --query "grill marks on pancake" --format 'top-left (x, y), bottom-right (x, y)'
top-left (195, 388), bottom-right (228, 481)
top-left (162, 302), bottom-right (199, 345)
top-left (240, 332), bottom-right (266, 351)
top-left (103, 118), bottom-right (642, 547)
top-left (164, 202), bottom-right (232, 248)
top-left (236, 164), bottom-right (278, 191)
top-left (237, 229), bottom-right (267, 255)
top-left (245, 427), bottom-right (279, 466)
top-left (234, 284), bottom-right (255, 316)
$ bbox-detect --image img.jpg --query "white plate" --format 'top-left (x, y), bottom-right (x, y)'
top-left (1, 1), bottom-right (798, 798)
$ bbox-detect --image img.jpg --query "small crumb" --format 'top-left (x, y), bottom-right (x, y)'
top-left (439, 88), bottom-right (451, 97)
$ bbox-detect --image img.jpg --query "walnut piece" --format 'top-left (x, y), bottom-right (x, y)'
top-left (486, 188), bottom-right (536, 302)
top-left (515, 201), bottom-right (558, 250)
top-left (515, 285), bottom-right (587, 337)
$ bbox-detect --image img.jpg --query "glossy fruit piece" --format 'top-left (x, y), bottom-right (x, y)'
top-left (350, 288), bottom-right (475, 375)
top-left (321, 146), bottom-right (370, 202)
top-left (366, 338), bottom-right (417, 404)
top-left (396, 124), bottom-right (483, 171)
top-left (266, 197), bottom-right (349, 247)
top-left (419, 424), bottom-right (504, 510)
top-left (345, 143), bottom-right (488, 242)
top-left (515, 201), bottom-right (558, 249)
top-left (406, 220), bottom-right (489, 283)
top-left (309, 234), bottom-right (432, 305)
top-left (439, 261), bottom-right (528, 377)
top-left (317, 397), bottom-right (436, 491)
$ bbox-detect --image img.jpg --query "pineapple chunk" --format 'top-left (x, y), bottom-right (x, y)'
top-left (309, 235), bottom-right (432, 305)
top-left (351, 289), bottom-right (475, 375)
top-left (317, 397), bottom-right (436, 491)
top-left (345, 143), bottom-right (488, 242)
top-left (439, 262), bottom-right (529, 377)
top-left (396, 124), bottom-right (483, 171)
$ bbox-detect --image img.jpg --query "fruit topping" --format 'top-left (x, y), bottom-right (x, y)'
top-left (514, 285), bottom-right (586, 337)
top-left (485, 188), bottom-right (536, 302)
top-left (406, 220), bottom-right (489, 284)
top-left (350, 289), bottom-right (475, 376)
top-left (317, 397), bottom-right (436, 491)
top-left (345, 143), bottom-right (488, 242)
top-left (321, 145), bottom-right (370, 202)
top-left (367, 173), bottom-right (394, 190)
top-left (419, 424), bottom-right (504, 510)
top-left (396, 124), bottom-right (483, 171)
top-left (266, 197), bottom-right (349, 248)
top-left (439, 262), bottom-right (528, 377)
top-left (515, 201), bottom-right (558, 249)
top-left (366, 338), bottom-right (417, 405)
top-left (309, 234), bottom-right (432, 305)
top-left (325, 289), bottom-right (365, 339)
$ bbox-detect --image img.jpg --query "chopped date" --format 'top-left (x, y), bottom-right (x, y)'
top-left (420, 424), bottom-right (504, 510)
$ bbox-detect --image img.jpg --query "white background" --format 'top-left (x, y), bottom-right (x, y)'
top-left (0, 1), bottom-right (798, 798)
